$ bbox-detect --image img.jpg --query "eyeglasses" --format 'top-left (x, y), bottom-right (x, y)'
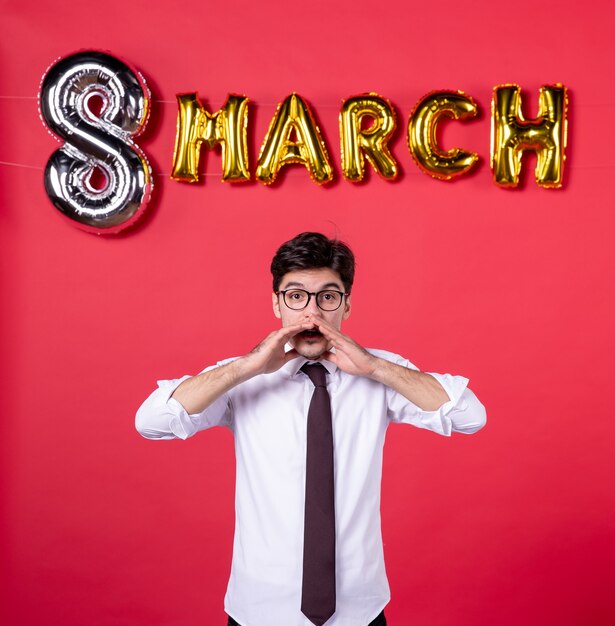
top-left (277, 289), bottom-right (349, 311)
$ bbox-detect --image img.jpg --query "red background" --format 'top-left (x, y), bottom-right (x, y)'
top-left (1, 1), bottom-right (614, 625)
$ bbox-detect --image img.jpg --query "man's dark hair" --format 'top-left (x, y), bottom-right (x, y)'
top-left (271, 232), bottom-right (355, 292)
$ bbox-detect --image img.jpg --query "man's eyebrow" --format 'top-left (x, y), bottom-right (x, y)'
top-left (281, 281), bottom-right (343, 290)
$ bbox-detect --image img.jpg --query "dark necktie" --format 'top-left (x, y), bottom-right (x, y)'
top-left (300, 363), bottom-right (336, 626)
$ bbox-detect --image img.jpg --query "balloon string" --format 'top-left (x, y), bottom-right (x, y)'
top-left (0, 160), bottom-right (232, 176)
top-left (0, 160), bottom-right (44, 170)
top-left (1, 160), bottom-right (611, 175)
top-left (0, 94), bottom-right (345, 107)
top-left (0, 93), bottom-right (613, 108)
top-left (153, 99), bottom-right (342, 107)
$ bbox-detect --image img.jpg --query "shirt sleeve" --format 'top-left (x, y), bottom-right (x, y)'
top-left (135, 366), bottom-right (233, 440)
top-left (382, 352), bottom-right (487, 436)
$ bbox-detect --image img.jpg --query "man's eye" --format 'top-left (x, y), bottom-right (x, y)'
top-left (321, 292), bottom-right (337, 301)
top-left (288, 291), bottom-right (305, 300)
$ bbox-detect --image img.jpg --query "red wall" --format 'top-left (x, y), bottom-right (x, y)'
top-left (2, 1), bottom-right (614, 625)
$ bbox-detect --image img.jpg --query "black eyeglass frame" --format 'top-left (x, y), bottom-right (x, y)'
top-left (276, 289), bottom-right (350, 311)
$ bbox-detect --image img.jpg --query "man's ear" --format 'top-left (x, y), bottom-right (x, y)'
top-left (272, 292), bottom-right (281, 319)
top-left (342, 294), bottom-right (351, 320)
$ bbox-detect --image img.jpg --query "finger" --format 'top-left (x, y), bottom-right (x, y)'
top-left (287, 320), bottom-right (314, 334)
top-left (313, 320), bottom-right (345, 343)
top-left (320, 327), bottom-right (362, 356)
top-left (256, 324), bottom-right (306, 351)
top-left (305, 314), bottom-right (336, 333)
top-left (276, 321), bottom-right (313, 342)
top-left (314, 320), bottom-right (336, 336)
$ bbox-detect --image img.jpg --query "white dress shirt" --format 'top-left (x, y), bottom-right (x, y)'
top-left (136, 349), bottom-right (486, 626)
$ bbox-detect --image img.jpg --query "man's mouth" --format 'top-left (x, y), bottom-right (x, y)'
top-left (299, 329), bottom-right (323, 339)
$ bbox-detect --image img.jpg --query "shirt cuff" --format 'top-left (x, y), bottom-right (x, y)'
top-left (157, 376), bottom-right (201, 439)
top-left (416, 373), bottom-right (470, 436)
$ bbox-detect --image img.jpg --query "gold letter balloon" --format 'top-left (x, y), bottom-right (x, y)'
top-left (408, 91), bottom-right (479, 180)
top-left (39, 51), bottom-right (152, 234)
top-left (339, 94), bottom-right (398, 182)
top-left (256, 93), bottom-right (333, 185)
top-left (491, 84), bottom-right (568, 187)
top-left (172, 93), bottom-right (250, 183)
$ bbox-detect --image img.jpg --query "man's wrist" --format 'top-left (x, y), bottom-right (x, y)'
top-left (365, 355), bottom-right (390, 383)
top-left (233, 353), bottom-right (264, 382)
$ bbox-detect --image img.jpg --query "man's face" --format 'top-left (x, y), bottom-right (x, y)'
top-left (272, 267), bottom-right (351, 360)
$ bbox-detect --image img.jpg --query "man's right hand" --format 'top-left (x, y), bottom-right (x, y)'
top-left (171, 322), bottom-right (311, 414)
top-left (242, 322), bottom-right (312, 375)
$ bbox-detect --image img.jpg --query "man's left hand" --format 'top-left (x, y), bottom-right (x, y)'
top-left (306, 313), bottom-right (378, 377)
top-left (306, 313), bottom-right (450, 411)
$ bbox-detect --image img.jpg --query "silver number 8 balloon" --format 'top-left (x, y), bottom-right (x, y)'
top-left (39, 51), bottom-right (153, 234)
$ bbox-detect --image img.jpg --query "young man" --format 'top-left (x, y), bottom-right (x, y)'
top-left (136, 232), bottom-right (486, 626)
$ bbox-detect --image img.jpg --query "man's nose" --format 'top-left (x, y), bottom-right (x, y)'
top-left (305, 295), bottom-right (321, 314)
